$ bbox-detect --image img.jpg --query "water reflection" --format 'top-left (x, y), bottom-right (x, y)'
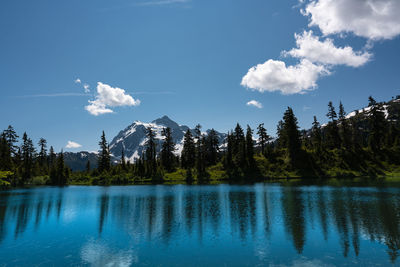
top-left (0, 183), bottom-right (399, 265)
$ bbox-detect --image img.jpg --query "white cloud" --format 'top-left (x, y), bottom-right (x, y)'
top-left (83, 83), bottom-right (90, 93)
top-left (246, 100), bottom-right (263, 109)
top-left (85, 82), bottom-right (141, 116)
top-left (75, 78), bottom-right (81, 84)
top-left (241, 59), bottom-right (328, 95)
top-left (284, 31), bottom-right (372, 67)
top-left (303, 0), bottom-right (400, 40)
top-left (242, 0), bottom-right (400, 95)
top-left (66, 141), bottom-right (82, 149)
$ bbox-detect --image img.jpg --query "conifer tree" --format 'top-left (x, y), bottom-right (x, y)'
top-left (368, 96), bottom-right (377, 107)
top-left (98, 131), bottom-right (111, 173)
top-left (350, 116), bottom-right (362, 151)
top-left (194, 124), bottom-right (205, 176)
top-left (311, 116), bottom-right (322, 151)
top-left (3, 125), bottom-right (19, 156)
top-left (276, 120), bottom-right (285, 148)
top-left (281, 107), bottom-right (302, 167)
top-left (205, 129), bottom-right (219, 166)
top-left (38, 138), bottom-right (47, 169)
top-left (21, 132), bottom-right (35, 184)
top-left (120, 148), bottom-right (126, 171)
top-left (161, 127), bottom-right (176, 172)
top-left (49, 146), bottom-right (56, 167)
top-left (181, 129), bottom-right (195, 169)
top-left (225, 132), bottom-right (233, 168)
top-left (326, 102), bottom-right (341, 149)
top-left (257, 123), bottom-right (270, 155)
top-left (338, 102), bottom-right (351, 149)
top-left (0, 133), bottom-right (12, 171)
top-left (56, 150), bottom-right (67, 185)
top-left (145, 127), bottom-right (157, 176)
top-left (233, 123), bottom-right (246, 167)
top-left (246, 125), bottom-right (254, 164)
top-left (368, 97), bottom-right (387, 151)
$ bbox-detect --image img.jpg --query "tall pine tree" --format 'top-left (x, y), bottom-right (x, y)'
top-left (98, 131), bottom-right (111, 173)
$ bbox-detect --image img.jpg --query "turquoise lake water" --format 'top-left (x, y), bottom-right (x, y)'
top-left (0, 182), bottom-right (399, 266)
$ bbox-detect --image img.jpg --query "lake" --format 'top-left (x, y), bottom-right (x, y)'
top-left (0, 181), bottom-right (399, 266)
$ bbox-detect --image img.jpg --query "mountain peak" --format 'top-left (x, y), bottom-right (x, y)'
top-left (153, 115), bottom-right (172, 122)
top-left (151, 115), bottom-right (179, 128)
top-left (109, 116), bottom-right (227, 163)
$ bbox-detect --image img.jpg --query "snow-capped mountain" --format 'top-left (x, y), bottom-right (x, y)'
top-left (109, 116), bottom-right (227, 163)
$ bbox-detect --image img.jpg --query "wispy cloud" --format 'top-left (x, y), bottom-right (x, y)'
top-left (75, 78), bottom-right (91, 93)
top-left (135, 0), bottom-right (190, 6)
top-left (246, 100), bottom-right (263, 109)
top-left (15, 93), bottom-right (89, 98)
top-left (83, 84), bottom-right (90, 93)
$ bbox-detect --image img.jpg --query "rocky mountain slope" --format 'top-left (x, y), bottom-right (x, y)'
top-left (109, 115), bottom-right (226, 163)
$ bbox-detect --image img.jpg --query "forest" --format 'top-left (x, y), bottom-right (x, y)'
top-left (1, 96), bottom-right (400, 186)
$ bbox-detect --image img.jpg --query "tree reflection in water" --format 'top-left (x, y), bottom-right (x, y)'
top-left (0, 183), bottom-right (399, 264)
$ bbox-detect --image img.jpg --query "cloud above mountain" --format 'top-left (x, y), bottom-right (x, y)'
top-left (242, 59), bottom-right (328, 95)
top-left (283, 31), bottom-right (372, 67)
top-left (85, 82), bottom-right (141, 116)
top-left (66, 141), bottom-right (82, 149)
top-left (241, 0), bottom-right (400, 95)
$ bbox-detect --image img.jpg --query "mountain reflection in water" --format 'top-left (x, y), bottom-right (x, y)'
top-left (0, 183), bottom-right (399, 266)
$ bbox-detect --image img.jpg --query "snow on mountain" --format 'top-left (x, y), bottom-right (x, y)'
top-left (109, 116), bottom-right (226, 163)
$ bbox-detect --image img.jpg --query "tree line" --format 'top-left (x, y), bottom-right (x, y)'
top-left (0, 127), bottom-right (69, 186)
top-left (1, 95), bottom-right (400, 186)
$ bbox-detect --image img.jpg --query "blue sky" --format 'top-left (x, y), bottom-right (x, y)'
top-left (1, 0), bottom-right (400, 152)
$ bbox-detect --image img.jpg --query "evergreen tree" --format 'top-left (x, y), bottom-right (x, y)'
top-left (0, 132), bottom-right (12, 171)
top-left (350, 116), bottom-right (362, 151)
top-left (281, 107), bottom-right (302, 167)
top-left (38, 138), bottom-right (47, 169)
top-left (21, 132), bottom-right (35, 184)
top-left (257, 123), bottom-right (270, 155)
top-left (311, 116), bottom-right (322, 151)
top-left (145, 127), bottom-right (157, 176)
top-left (120, 148), bottom-right (126, 171)
top-left (246, 125), bottom-right (254, 164)
top-left (233, 123), bottom-right (246, 167)
top-left (327, 101), bottom-right (337, 121)
top-left (194, 124), bottom-right (205, 176)
top-left (368, 97), bottom-right (387, 151)
top-left (160, 127), bottom-right (176, 172)
top-left (205, 129), bottom-right (219, 166)
top-left (368, 96), bottom-right (377, 107)
top-left (181, 129), bottom-right (195, 169)
top-left (225, 132), bottom-right (234, 168)
top-left (3, 125), bottom-right (19, 156)
top-left (49, 146), bottom-right (56, 167)
top-left (276, 120), bottom-right (285, 148)
top-left (98, 131), bottom-right (111, 173)
top-left (338, 102), bottom-right (351, 149)
top-left (55, 150), bottom-right (67, 185)
top-left (326, 102), bottom-right (341, 149)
